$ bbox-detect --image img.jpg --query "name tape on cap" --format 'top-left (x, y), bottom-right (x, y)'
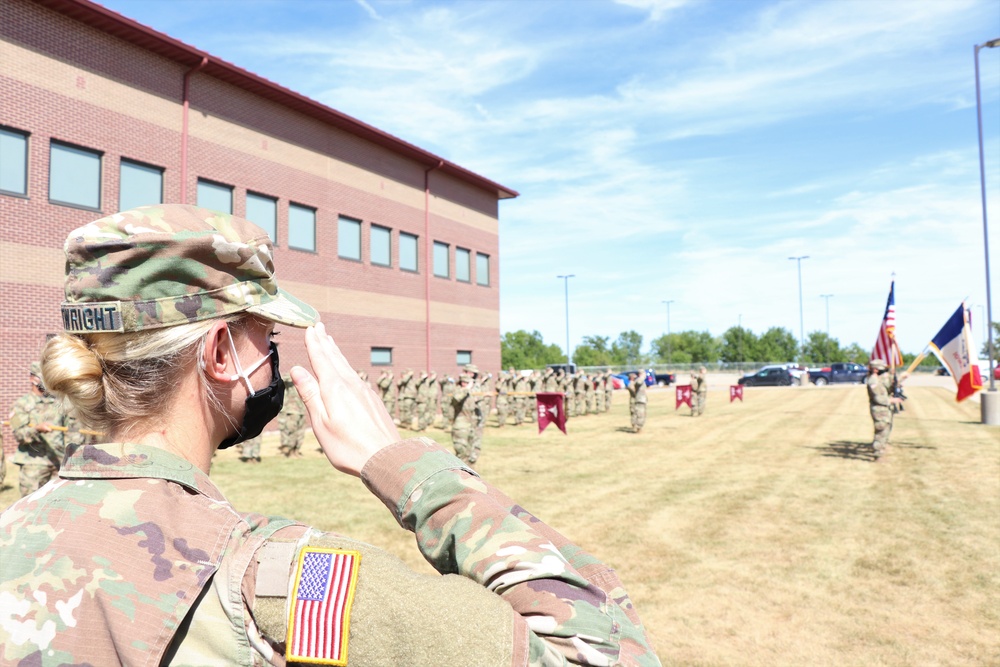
top-left (61, 302), bottom-right (125, 333)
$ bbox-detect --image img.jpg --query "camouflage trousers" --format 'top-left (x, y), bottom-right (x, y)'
top-left (575, 395), bottom-right (585, 416)
top-left (240, 435), bottom-right (262, 462)
top-left (605, 390), bottom-right (612, 411)
top-left (871, 406), bottom-right (893, 458)
top-left (496, 397), bottom-right (508, 427)
top-left (586, 394), bottom-right (595, 414)
top-left (382, 396), bottom-right (396, 421)
top-left (415, 400), bottom-right (429, 431)
top-left (442, 400), bottom-right (455, 426)
top-left (400, 398), bottom-right (416, 428)
top-left (631, 402), bottom-right (646, 432)
top-left (280, 414), bottom-right (307, 457)
top-left (512, 397), bottom-right (524, 425)
top-left (595, 391), bottom-right (604, 413)
top-left (17, 462), bottom-right (57, 497)
top-left (451, 419), bottom-right (481, 467)
top-left (692, 392), bottom-right (706, 416)
top-left (527, 397), bottom-right (536, 422)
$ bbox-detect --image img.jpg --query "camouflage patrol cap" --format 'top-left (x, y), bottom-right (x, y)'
top-left (869, 359), bottom-right (888, 371)
top-left (60, 205), bottom-right (318, 333)
top-left (463, 363), bottom-right (479, 374)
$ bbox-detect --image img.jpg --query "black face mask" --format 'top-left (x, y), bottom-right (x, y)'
top-left (218, 342), bottom-right (285, 450)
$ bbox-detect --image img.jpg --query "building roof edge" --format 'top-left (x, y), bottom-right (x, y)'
top-left (29, 0), bottom-right (519, 200)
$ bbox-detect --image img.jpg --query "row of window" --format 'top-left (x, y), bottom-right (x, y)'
top-left (0, 126), bottom-right (491, 285)
top-left (371, 348), bottom-right (472, 366)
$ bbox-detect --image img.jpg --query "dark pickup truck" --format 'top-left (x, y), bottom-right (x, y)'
top-left (808, 362), bottom-right (867, 385)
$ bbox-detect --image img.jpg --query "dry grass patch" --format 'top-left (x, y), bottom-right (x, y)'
top-left (2, 385), bottom-right (997, 665)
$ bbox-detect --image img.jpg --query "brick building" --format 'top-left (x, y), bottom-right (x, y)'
top-left (0, 0), bottom-right (516, 452)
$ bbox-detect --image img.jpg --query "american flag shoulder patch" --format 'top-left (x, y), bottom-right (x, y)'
top-left (286, 547), bottom-right (362, 665)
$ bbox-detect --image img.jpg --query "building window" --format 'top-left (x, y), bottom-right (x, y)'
top-left (0, 127), bottom-right (28, 196)
top-left (456, 247), bottom-right (471, 283)
top-left (371, 347), bottom-right (392, 366)
top-left (476, 253), bottom-right (491, 286)
top-left (119, 159), bottom-right (163, 211)
top-left (371, 225), bottom-right (391, 267)
top-left (338, 215), bottom-right (362, 261)
top-left (288, 203), bottom-right (316, 252)
top-left (197, 179), bottom-right (233, 214)
top-left (50, 141), bottom-right (101, 210)
top-left (400, 232), bottom-right (418, 272)
top-left (457, 350), bottom-right (472, 365)
top-left (433, 241), bottom-right (450, 278)
top-left (246, 192), bottom-right (277, 242)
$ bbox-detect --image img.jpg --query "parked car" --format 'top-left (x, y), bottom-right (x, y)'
top-left (808, 362), bottom-right (868, 385)
top-left (546, 363), bottom-right (577, 375)
top-left (757, 364), bottom-right (807, 385)
top-left (738, 367), bottom-right (793, 387)
top-left (652, 371), bottom-right (675, 386)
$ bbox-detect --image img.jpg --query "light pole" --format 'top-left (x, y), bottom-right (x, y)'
top-left (662, 300), bottom-right (674, 365)
top-left (820, 294), bottom-right (834, 336)
top-left (976, 38), bottom-right (1000, 424)
top-left (557, 275), bottom-right (575, 365)
top-left (788, 256), bottom-right (809, 357)
top-left (738, 313), bottom-right (743, 366)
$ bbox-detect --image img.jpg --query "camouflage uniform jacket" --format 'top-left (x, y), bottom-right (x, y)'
top-left (866, 372), bottom-right (892, 407)
top-left (8, 392), bottom-right (65, 466)
top-left (628, 379), bottom-right (648, 404)
top-left (451, 383), bottom-right (480, 428)
top-left (399, 373), bottom-right (418, 400)
top-left (0, 439), bottom-right (660, 666)
top-left (377, 373), bottom-right (394, 399)
top-left (280, 381), bottom-right (306, 417)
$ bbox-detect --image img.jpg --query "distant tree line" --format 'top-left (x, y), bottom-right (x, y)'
top-left (501, 326), bottom-right (950, 369)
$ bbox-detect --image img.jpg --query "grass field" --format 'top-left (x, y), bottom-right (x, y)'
top-left (2, 384), bottom-right (998, 665)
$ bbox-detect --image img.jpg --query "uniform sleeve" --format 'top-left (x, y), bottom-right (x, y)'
top-left (361, 437), bottom-right (661, 666)
top-left (9, 397), bottom-right (37, 445)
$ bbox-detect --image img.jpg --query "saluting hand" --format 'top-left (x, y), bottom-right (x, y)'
top-left (291, 322), bottom-right (401, 477)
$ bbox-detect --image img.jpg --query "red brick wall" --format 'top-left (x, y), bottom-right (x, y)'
top-left (0, 0), bottom-right (504, 454)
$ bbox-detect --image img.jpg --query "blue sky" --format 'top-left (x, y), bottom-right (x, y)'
top-left (99, 0), bottom-right (1000, 358)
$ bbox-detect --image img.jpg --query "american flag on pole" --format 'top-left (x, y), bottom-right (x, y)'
top-left (286, 548), bottom-right (361, 665)
top-left (871, 281), bottom-right (903, 367)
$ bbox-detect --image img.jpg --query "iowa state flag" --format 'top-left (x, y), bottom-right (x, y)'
top-left (676, 384), bottom-right (693, 409)
top-left (536, 392), bottom-right (567, 434)
top-left (928, 304), bottom-right (982, 402)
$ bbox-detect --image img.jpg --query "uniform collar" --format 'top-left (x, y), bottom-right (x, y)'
top-left (59, 442), bottom-right (226, 500)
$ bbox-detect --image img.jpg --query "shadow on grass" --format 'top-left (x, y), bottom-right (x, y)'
top-left (615, 427), bottom-right (636, 433)
top-left (811, 440), bottom-right (877, 462)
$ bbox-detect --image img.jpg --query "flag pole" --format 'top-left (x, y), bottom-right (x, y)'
top-left (903, 348), bottom-right (929, 376)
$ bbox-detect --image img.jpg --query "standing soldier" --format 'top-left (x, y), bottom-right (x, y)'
top-left (377, 369), bottom-right (397, 424)
top-left (584, 371), bottom-right (596, 415)
top-left (573, 371), bottom-right (586, 417)
top-left (692, 366), bottom-right (708, 417)
top-left (495, 371), bottom-right (510, 427)
top-left (594, 372), bottom-right (605, 413)
top-left (239, 434), bottom-right (262, 464)
top-left (510, 367), bottom-right (526, 426)
top-left (439, 374), bottom-right (455, 426)
top-left (867, 360), bottom-right (894, 460)
top-left (451, 365), bottom-right (483, 467)
top-left (398, 369), bottom-right (417, 429)
top-left (414, 371), bottom-right (430, 431)
top-left (9, 363), bottom-right (66, 496)
top-left (477, 373), bottom-right (492, 434)
top-left (526, 370), bottom-right (539, 423)
top-left (279, 374), bottom-right (307, 457)
top-left (627, 371), bottom-right (648, 433)
top-left (604, 370), bottom-right (614, 411)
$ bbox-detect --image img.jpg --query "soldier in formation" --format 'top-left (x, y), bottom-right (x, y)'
top-left (691, 366), bottom-right (708, 417)
top-left (279, 374), bottom-right (307, 457)
top-left (439, 374), bottom-right (455, 426)
top-left (866, 359), bottom-right (894, 460)
top-left (239, 434), bottom-right (263, 463)
top-left (0, 205), bottom-right (659, 665)
top-left (511, 367), bottom-right (527, 425)
top-left (377, 369), bottom-right (396, 424)
top-left (450, 364), bottom-right (484, 466)
top-left (495, 370), bottom-right (510, 427)
top-left (9, 362), bottom-right (73, 496)
top-left (398, 369), bottom-right (417, 429)
top-left (628, 371), bottom-right (648, 433)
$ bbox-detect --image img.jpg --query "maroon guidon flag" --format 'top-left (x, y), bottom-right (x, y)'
top-left (676, 384), bottom-right (693, 410)
top-left (536, 392), bottom-right (567, 434)
top-left (730, 385), bottom-right (744, 402)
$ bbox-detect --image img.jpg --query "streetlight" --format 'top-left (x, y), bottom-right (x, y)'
top-left (788, 256), bottom-right (809, 357)
top-left (556, 275), bottom-right (575, 365)
top-left (820, 294), bottom-right (834, 336)
top-left (662, 300), bottom-right (674, 365)
top-left (975, 37), bottom-right (1000, 424)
